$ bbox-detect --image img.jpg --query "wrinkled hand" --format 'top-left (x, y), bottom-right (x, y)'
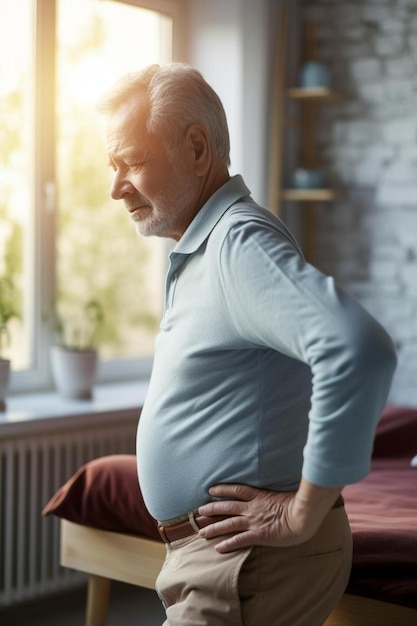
top-left (197, 483), bottom-right (317, 554)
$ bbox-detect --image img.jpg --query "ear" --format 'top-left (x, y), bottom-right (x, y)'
top-left (185, 124), bottom-right (211, 176)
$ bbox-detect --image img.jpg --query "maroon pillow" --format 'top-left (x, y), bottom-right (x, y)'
top-left (42, 454), bottom-right (162, 541)
top-left (373, 405), bottom-right (417, 459)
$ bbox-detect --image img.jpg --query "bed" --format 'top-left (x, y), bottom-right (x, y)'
top-left (43, 405), bottom-right (417, 626)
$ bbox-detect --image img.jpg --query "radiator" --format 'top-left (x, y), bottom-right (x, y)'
top-left (0, 417), bottom-right (137, 607)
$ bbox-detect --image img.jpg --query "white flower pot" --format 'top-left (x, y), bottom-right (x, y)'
top-left (0, 359), bottom-right (11, 412)
top-left (50, 345), bottom-right (98, 400)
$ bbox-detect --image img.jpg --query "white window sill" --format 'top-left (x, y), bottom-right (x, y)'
top-left (0, 380), bottom-right (149, 438)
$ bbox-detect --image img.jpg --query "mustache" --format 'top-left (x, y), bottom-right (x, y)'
top-left (124, 196), bottom-right (151, 210)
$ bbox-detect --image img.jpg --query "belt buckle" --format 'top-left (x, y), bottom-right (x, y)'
top-left (158, 522), bottom-right (169, 543)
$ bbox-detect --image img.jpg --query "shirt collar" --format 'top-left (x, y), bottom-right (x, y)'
top-left (172, 175), bottom-right (251, 255)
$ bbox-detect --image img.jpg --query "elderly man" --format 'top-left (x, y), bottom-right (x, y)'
top-left (100, 63), bottom-right (396, 625)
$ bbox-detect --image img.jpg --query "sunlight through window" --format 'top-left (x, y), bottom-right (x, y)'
top-left (56, 0), bottom-right (171, 361)
top-left (0, 0), bottom-right (181, 390)
top-left (0, 1), bottom-right (33, 369)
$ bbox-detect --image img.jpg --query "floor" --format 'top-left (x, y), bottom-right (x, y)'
top-left (0, 581), bottom-right (165, 626)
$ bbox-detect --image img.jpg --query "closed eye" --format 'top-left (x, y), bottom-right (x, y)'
top-left (128, 162), bottom-right (144, 172)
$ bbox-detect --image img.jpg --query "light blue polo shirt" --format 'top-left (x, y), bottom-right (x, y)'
top-left (137, 175), bottom-right (396, 521)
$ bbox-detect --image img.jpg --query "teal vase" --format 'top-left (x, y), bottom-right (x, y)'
top-left (300, 61), bottom-right (331, 88)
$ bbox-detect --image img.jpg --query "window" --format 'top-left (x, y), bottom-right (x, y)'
top-left (0, 0), bottom-right (186, 393)
top-left (0, 1), bottom-right (33, 372)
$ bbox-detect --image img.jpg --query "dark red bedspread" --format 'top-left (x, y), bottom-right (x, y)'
top-left (344, 406), bottom-right (417, 609)
top-left (44, 404), bottom-right (417, 610)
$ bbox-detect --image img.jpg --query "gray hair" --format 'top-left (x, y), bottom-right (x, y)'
top-left (99, 63), bottom-right (230, 167)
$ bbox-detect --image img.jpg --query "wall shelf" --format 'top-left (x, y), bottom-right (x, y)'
top-left (281, 188), bottom-right (340, 202)
top-left (266, 9), bottom-right (347, 262)
top-left (286, 87), bottom-right (346, 102)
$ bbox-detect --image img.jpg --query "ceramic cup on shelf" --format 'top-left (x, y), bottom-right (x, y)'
top-left (293, 168), bottom-right (324, 189)
top-left (300, 61), bottom-right (331, 89)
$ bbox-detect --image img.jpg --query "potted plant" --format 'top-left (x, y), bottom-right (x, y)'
top-left (49, 298), bottom-right (105, 400)
top-left (0, 274), bottom-right (19, 411)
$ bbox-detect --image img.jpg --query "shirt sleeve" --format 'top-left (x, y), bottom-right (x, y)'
top-left (218, 216), bottom-right (397, 487)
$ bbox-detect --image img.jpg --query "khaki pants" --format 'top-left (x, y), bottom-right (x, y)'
top-left (156, 505), bottom-right (352, 626)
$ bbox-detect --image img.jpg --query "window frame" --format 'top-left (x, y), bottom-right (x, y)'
top-left (9, 0), bottom-right (188, 394)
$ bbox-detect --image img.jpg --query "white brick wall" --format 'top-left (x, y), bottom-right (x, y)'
top-left (299, 0), bottom-right (417, 406)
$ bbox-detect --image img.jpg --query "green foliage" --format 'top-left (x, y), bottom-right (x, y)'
top-left (51, 296), bottom-right (105, 350)
top-left (0, 277), bottom-right (18, 358)
top-left (0, 223), bottom-right (22, 358)
top-left (65, 14), bottom-right (107, 64)
top-left (0, 65), bottom-right (24, 362)
top-left (0, 87), bottom-right (24, 166)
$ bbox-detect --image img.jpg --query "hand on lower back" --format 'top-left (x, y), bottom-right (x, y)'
top-left (198, 481), bottom-right (341, 553)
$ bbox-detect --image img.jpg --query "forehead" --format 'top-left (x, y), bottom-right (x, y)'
top-left (106, 93), bottom-right (151, 157)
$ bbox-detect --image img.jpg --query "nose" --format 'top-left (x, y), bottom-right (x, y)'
top-left (110, 171), bottom-right (135, 200)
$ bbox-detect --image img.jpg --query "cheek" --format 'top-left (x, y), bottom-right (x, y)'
top-left (129, 172), bottom-right (152, 198)
top-left (140, 169), bottom-right (168, 197)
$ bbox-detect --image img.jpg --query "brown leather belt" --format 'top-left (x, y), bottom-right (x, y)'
top-left (157, 494), bottom-right (344, 544)
top-left (158, 513), bottom-right (231, 543)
